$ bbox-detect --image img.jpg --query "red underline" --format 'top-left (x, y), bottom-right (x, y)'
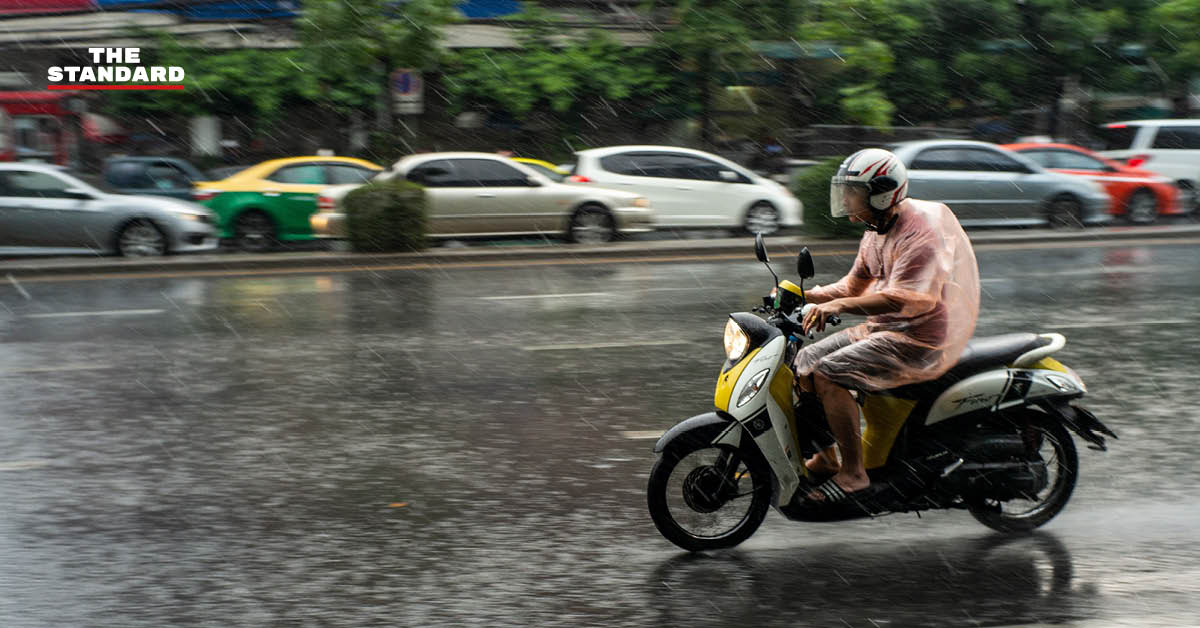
top-left (47, 85), bottom-right (185, 91)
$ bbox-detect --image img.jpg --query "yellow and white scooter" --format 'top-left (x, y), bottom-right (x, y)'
top-left (647, 235), bottom-right (1116, 552)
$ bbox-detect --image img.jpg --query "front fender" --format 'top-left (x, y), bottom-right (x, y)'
top-left (653, 411), bottom-right (740, 454)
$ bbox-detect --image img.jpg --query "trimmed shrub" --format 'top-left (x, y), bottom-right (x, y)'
top-left (344, 180), bottom-right (428, 253)
top-left (792, 156), bottom-right (865, 239)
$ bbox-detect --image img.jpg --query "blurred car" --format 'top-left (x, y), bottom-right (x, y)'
top-left (1003, 142), bottom-right (1183, 224)
top-left (513, 157), bottom-right (569, 182)
top-left (206, 164), bottom-right (254, 181)
top-left (888, 140), bottom-right (1112, 227)
top-left (102, 156), bottom-right (207, 200)
top-left (0, 163), bottom-right (217, 256)
top-left (310, 152), bottom-right (654, 244)
top-left (569, 146), bottom-right (801, 234)
top-left (1097, 119), bottom-right (1200, 213)
top-left (192, 156), bottom-right (383, 251)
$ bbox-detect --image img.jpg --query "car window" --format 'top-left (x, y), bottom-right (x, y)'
top-left (521, 162), bottom-right (564, 182)
top-left (961, 148), bottom-right (1028, 172)
top-left (669, 154), bottom-right (751, 182)
top-left (0, 169), bottom-right (76, 198)
top-left (406, 159), bottom-right (461, 187)
top-left (454, 159), bottom-right (529, 187)
top-left (147, 162), bottom-right (192, 189)
top-left (1098, 125), bottom-right (1138, 151)
top-left (1050, 150), bottom-right (1109, 171)
top-left (105, 161), bottom-right (153, 188)
top-left (1019, 150), bottom-right (1058, 169)
top-left (910, 148), bottom-right (966, 170)
top-left (266, 164), bottom-right (326, 185)
top-left (1151, 126), bottom-right (1200, 149)
top-left (328, 164), bottom-right (378, 185)
top-left (600, 152), bottom-right (674, 177)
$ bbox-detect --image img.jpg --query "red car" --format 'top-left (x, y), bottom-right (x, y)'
top-left (1003, 143), bottom-right (1182, 224)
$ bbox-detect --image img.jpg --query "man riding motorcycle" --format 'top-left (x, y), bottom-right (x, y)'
top-left (793, 148), bottom-right (981, 504)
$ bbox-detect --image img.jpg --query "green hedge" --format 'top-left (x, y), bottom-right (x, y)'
top-left (343, 180), bottom-right (429, 253)
top-left (792, 156), bottom-right (865, 239)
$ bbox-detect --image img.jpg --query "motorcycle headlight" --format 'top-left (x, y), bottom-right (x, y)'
top-left (737, 368), bottom-right (772, 408)
top-left (724, 318), bottom-right (749, 362)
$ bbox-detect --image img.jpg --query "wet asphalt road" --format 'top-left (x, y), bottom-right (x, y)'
top-left (1, 240), bottom-right (1199, 627)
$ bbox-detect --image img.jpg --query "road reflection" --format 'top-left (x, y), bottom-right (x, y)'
top-left (652, 533), bottom-right (1085, 628)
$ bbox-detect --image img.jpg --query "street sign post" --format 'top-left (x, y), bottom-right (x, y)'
top-left (391, 68), bottom-right (424, 115)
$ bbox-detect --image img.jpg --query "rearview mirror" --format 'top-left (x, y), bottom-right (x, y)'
top-left (754, 233), bottom-right (769, 263)
top-left (719, 170), bottom-right (739, 182)
top-left (526, 175), bottom-right (542, 187)
top-left (797, 247), bottom-right (814, 279)
top-left (63, 188), bottom-right (93, 200)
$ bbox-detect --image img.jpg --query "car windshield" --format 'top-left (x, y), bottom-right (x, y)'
top-left (1098, 126), bottom-right (1138, 152)
top-left (63, 171), bottom-right (119, 195)
top-left (521, 162), bottom-right (564, 182)
top-left (208, 165), bottom-right (250, 180)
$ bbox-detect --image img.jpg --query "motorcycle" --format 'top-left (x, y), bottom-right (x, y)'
top-left (646, 235), bottom-right (1117, 552)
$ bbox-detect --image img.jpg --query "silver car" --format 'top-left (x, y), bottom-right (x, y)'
top-left (890, 140), bottom-right (1113, 227)
top-left (0, 163), bottom-right (218, 256)
top-left (311, 152), bottom-right (655, 244)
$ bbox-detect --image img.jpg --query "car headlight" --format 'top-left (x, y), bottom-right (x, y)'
top-left (176, 212), bottom-right (203, 222)
top-left (736, 368), bottom-right (771, 407)
top-left (724, 318), bottom-right (749, 362)
top-left (632, 197), bottom-right (650, 208)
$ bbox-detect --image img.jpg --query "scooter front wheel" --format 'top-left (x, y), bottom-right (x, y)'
top-left (647, 440), bottom-right (772, 552)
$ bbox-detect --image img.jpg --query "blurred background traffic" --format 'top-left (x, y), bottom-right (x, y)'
top-left (1, 0), bottom-right (1198, 256)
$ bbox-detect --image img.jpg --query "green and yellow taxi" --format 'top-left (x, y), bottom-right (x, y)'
top-left (192, 156), bottom-right (382, 251)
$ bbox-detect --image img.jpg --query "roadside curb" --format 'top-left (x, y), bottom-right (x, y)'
top-left (3, 225), bottom-right (1199, 278)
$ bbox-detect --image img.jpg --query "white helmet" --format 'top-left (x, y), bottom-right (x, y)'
top-left (830, 148), bottom-right (908, 218)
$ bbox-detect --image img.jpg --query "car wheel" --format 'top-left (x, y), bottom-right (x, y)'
top-left (1047, 195), bottom-right (1084, 229)
top-left (1124, 189), bottom-right (1158, 225)
top-left (234, 211), bottom-right (277, 252)
top-left (567, 205), bottom-right (616, 244)
top-left (1177, 181), bottom-right (1198, 219)
top-left (743, 202), bottom-right (780, 235)
top-left (116, 219), bottom-right (167, 257)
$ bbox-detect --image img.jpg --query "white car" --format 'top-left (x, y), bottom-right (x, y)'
top-left (310, 152), bottom-right (654, 244)
top-left (1097, 119), bottom-right (1200, 211)
top-left (569, 146), bottom-right (803, 234)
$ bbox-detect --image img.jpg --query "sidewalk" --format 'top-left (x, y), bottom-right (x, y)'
top-left (3, 224), bottom-right (1199, 278)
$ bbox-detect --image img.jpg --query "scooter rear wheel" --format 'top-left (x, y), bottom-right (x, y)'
top-left (647, 440), bottom-right (772, 552)
top-left (967, 416), bottom-right (1078, 533)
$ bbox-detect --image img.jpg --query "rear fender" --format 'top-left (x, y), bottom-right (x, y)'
top-left (1035, 401), bottom-right (1117, 451)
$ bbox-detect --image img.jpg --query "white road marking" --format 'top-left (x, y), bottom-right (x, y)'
top-left (25, 309), bottom-right (165, 319)
top-left (6, 273), bottom-right (31, 300)
top-left (483, 292), bottom-right (612, 301)
top-left (524, 340), bottom-right (694, 352)
top-left (620, 430), bottom-right (665, 440)
top-left (0, 363), bottom-right (114, 375)
top-left (0, 459), bottom-right (52, 471)
top-left (1047, 319), bottom-right (1192, 329)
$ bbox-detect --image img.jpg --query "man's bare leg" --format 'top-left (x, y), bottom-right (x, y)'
top-left (807, 371), bottom-right (869, 499)
top-left (794, 374), bottom-right (841, 475)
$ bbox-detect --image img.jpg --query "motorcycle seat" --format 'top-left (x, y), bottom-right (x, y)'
top-left (882, 333), bottom-right (1051, 399)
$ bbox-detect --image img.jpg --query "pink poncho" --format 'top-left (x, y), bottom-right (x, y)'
top-left (795, 198), bottom-right (981, 391)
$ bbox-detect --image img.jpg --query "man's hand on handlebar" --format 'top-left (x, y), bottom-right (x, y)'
top-left (801, 301), bottom-right (844, 335)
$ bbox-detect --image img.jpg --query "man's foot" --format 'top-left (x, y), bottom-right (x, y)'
top-left (805, 472), bottom-right (870, 503)
top-left (804, 452), bottom-right (840, 476)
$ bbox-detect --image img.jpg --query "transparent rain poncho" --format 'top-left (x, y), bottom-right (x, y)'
top-left (794, 199), bottom-right (981, 392)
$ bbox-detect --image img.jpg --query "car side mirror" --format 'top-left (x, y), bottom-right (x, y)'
top-left (719, 170), bottom-right (739, 182)
top-left (63, 188), bottom-right (93, 200)
top-left (526, 176), bottom-right (542, 187)
top-left (754, 233), bottom-right (769, 263)
top-left (797, 247), bottom-right (815, 279)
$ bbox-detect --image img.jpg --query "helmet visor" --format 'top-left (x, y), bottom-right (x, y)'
top-left (830, 177), bottom-right (870, 218)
